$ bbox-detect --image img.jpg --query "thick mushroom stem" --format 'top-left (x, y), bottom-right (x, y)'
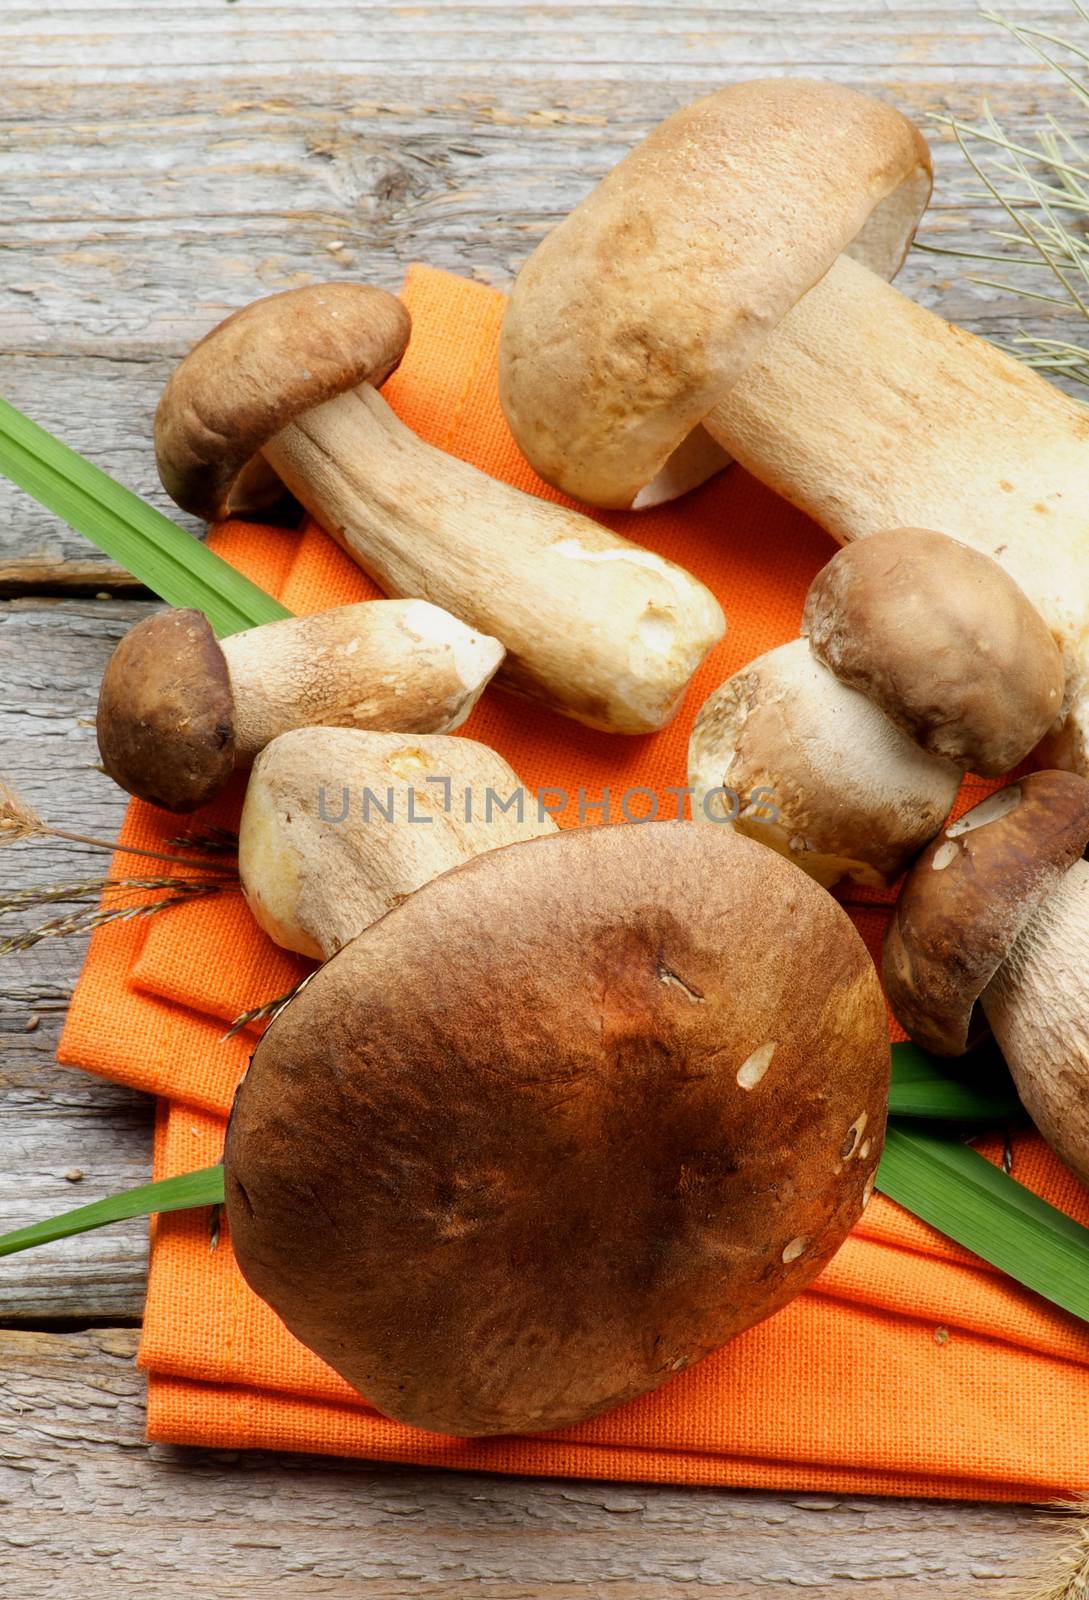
top-left (260, 385), bottom-right (725, 734)
top-left (704, 250), bottom-right (1089, 744)
top-left (980, 856), bottom-right (1089, 1186)
top-left (218, 599), bottom-right (503, 757)
top-left (239, 727), bottom-right (557, 959)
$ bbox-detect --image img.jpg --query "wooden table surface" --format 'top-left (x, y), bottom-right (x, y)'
top-left (2, 3), bottom-right (1086, 1594)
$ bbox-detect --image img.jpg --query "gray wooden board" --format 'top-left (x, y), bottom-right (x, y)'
top-left (3, 2), bottom-right (1089, 1593)
top-left (3, 0), bottom-right (1089, 587)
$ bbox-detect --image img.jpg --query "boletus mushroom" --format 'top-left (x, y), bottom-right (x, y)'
top-left (238, 726), bottom-right (556, 959)
top-left (97, 601), bottom-right (504, 812)
top-left (499, 79), bottom-right (1089, 773)
top-left (688, 529), bottom-right (1063, 888)
top-left (225, 820), bottom-right (889, 1437)
top-left (154, 283), bottom-right (724, 735)
top-left (884, 770), bottom-right (1089, 1184)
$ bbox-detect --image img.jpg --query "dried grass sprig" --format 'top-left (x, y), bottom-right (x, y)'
top-left (222, 974), bottom-right (316, 1041)
top-left (0, 773), bottom-right (234, 870)
top-left (0, 875), bottom-right (232, 915)
top-left (167, 825), bottom-right (238, 858)
top-left (0, 877), bottom-right (234, 954)
top-left (923, 3), bottom-right (1089, 391)
top-left (1026, 1500), bottom-right (1089, 1599)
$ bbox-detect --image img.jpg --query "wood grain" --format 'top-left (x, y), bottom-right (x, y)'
top-left (0, 1325), bottom-right (1064, 1598)
top-left (0, 600), bottom-right (157, 1321)
top-left (3, 0), bottom-right (1088, 587)
top-left (2, 3), bottom-right (1086, 1590)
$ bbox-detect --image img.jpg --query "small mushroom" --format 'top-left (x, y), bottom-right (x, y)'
top-left (155, 283), bottom-right (724, 735)
top-left (884, 771), bottom-right (1089, 1184)
top-left (499, 80), bottom-right (1089, 773)
top-left (689, 530), bottom-right (1064, 888)
top-left (238, 726), bottom-right (556, 959)
top-left (688, 637), bottom-right (961, 890)
top-left (225, 819), bottom-right (889, 1437)
top-left (97, 601), bottom-right (502, 812)
top-left (802, 529), bottom-right (1064, 776)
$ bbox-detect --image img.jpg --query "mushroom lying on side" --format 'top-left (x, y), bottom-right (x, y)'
top-left (154, 283), bottom-right (724, 735)
top-left (499, 79), bottom-right (1089, 772)
top-left (238, 726), bottom-right (556, 959)
top-left (225, 819), bottom-right (890, 1437)
top-left (884, 770), bottom-right (1089, 1185)
top-left (688, 529), bottom-right (1063, 888)
top-left (97, 601), bottom-right (503, 812)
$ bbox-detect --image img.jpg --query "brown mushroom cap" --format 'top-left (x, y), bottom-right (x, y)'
top-left (155, 283), bottom-right (411, 521)
top-left (97, 609), bottom-right (236, 812)
top-left (225, 820), bottom-right (889, 1439)
top-left (499, 79), bottom-right (931, 508)
top-left (883, 770), bottom-right (1089, 1055)
top-left (803, 529), bottom-right (1064, 776)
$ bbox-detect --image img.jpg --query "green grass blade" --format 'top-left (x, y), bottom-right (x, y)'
top-left (888, 1040), bottom-right (1022, 1123)
top-left (0, 397), bottom-right (291, 637)
top-left (5, 1134), bottom-right (1089, 1334)
top-left (877, 1126), bottom-right (1089, 1322)
top-left (0, 1165), bottom-right (225, 1258)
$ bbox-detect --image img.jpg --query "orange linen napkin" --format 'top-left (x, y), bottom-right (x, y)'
top-left (59, 266), bottom-right (1089, 1500)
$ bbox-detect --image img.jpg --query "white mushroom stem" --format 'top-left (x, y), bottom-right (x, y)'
top-left (260, 385), bottom-right (725, 734)
top-left (980, 855), bottom-right (1089, 1185)
top-left (704, 251), bottom-right (1089, 753)
top-left (688, 638), bottom-right (961, 889)
top-left (218, 600), bottom-right (502, 759)
top-left (239, 727), bottom-right (557, 960)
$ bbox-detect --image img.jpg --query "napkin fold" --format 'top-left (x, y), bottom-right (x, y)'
top-left (59, 266), bottom-right (1089, 1501)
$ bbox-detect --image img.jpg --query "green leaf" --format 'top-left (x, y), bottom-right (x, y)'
top-left (0, 1165), bottom-right (225, 1258)
top-left (877, 1126), bottom-right (1089, 1323)
top-left (0, 397), bottom-right (291, 637)
top-left (888, 1040), bottom-right (1022, 1123)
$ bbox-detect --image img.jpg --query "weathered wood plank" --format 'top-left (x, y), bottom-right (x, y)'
top-left (2, 6), bottom-right (1087, 1585)
top-left (3, 0), bottom-right (1089, 587)
top-left (0, 1326), bottom-right (1064, 1598)
top-left (0, 599), bottom-right (162, 1322)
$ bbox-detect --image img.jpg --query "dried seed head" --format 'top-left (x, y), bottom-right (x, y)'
top-left (0, 777), bottom-right (43, 844)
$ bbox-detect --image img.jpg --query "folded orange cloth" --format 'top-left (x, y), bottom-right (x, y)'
top-left (59, 265), bottom-right (1089, 1500)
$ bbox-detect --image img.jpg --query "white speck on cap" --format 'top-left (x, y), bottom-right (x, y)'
top-left (737, 1040), bottom-right (776, 1090)
top-left (841, 1111), bottom-right (869, 1159)
top-left (782, 1236), bottom-right (808, 1265)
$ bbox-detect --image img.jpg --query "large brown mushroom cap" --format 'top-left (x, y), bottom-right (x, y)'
top-left (883, 770), bottom-right (1089, 1055)
top-left (226, 820), bottom-right (889, 1438)
top-left (96, 609), bottom-right (236, 812)
top-left (499, 79), bottom-right (931, 508)
top-left (803, 529), bottom-right (1064, 776)
top-left (155, 283), bottom-right (411, 521)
